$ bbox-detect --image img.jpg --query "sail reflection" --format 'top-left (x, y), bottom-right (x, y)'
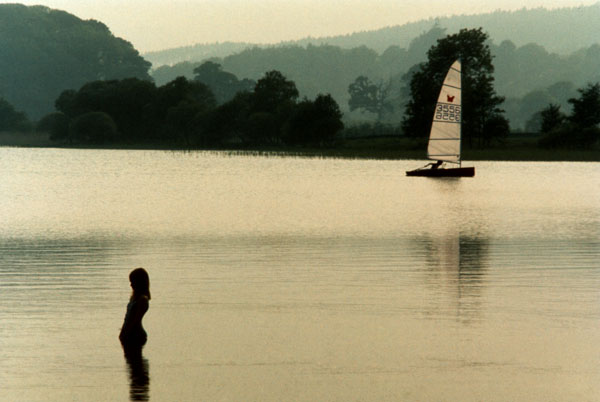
top-left (123, 346), bottom-right (150, 401)
top-left (417, 235), bottom-right (489, 323)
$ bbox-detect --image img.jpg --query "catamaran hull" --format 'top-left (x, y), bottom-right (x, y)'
top-left (406, 167), bottom-right (475, 177)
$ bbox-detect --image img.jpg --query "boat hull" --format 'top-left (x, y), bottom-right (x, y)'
top-left (406, 167), bottom-right (475, 177)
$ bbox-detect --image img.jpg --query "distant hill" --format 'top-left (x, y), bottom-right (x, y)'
top-left (144, 42), bottom-right (255, 69)
top-left (150, 29), bottom-right (600, 129)
top-left (144, 3), bottom-right (600, 66)
top-left (294, 4), bottom-right (600, 54)
top-left (0, 4), bottom-right (151, 119)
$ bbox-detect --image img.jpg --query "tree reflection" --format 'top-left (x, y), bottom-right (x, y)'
top-left (123, 345), bottom-right (150, 401)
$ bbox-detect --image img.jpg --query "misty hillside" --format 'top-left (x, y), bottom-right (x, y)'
top-left (0, 4), bottom-right (151, 119)
top-left (150, 25), bottom-right (600, 129)
top-left (144, 4), bottom-right (600, 66)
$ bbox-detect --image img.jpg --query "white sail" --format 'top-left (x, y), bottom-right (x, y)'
top-left (427, 60), bottom-right (462, 164)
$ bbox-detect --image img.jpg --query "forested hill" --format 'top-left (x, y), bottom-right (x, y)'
top-left (296, 4), bottom-right (600, 54)
top-left (144, 3), bottom-right (600, 66)
top-left (150, 30), bottom-right (600, 129)
top-left (0, 4), bottom-right (151, 119)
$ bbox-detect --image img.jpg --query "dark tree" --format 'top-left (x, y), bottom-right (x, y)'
top-left (164, 100), bottom-right (211, 146)
top-left (108, 78), bottom-right (158, 138)
top-left (52, 76), bottom-right (216, 144)
top-left (482, 113), bottom-right (509, 146)
top-left (55, 79), bottom-right (158, 141)
top-left (69, 111), bottom-right (118, 144)
top-left (193, 61), bottom-right (255, 104)
top-left (285, 94), bottom-right (344, 146)
top-left (239, 70), bottom-right (299, 144)
top-left (251, 70), bottom-right (299, 114)
top-left (540, 104), bottom-right (566, 133)
top-left (540, 83), bottom-right (600, 149)
top-left (402, 28), bottom-right (507, 147)
top-left (205, 71), bottom-right (341, 147)
top-left (150, 77), bottom-right (216, 141)
top-left (246, 112), bottom-right (281, 145)
top-left (568, 83), bottom-right (600, 128)
top-left (538, 123), bottom-right (600, 149)
top-left (37, 112), bottom-right (69, 141)
top-left (54, 90), bottom-right (78, 117)
top-left (153, 77), bottom-right (215, 115)
top-left (348, 76), bottom-right (393, 121)
top-left (205, 91), bottom-right (253, 146)
top-left (0, 97), bottom-right (31, 132)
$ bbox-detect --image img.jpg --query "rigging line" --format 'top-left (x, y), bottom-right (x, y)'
top-left (442, 84), bottom-right (461, 90)
top-left (436, 101), bottom-right (461, 107)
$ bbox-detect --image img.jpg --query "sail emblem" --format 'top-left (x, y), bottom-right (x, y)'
top-left (447, 95), bottom-right (455, 102)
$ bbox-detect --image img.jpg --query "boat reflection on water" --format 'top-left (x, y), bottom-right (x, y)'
top-left (416, 234), bottom-right (489, 323)
top-left (122, 345), bottom-right (150, 401)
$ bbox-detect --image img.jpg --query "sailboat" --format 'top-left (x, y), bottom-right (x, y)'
top-left (406, 60), bottom-right (475, 177)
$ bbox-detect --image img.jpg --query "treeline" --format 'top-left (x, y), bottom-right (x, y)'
top-left (536, 83), bottom-right (600, 149)
top-left (24, 60), bottom-right (597, 151)
top-left (151, 27), bottom-right (446, 111)
top-left (37, 71), bottom-right (343, 148)
top-left (1, 15), bottom-right (597, 153)
top-left (2, 2), bottom-right (599, 131)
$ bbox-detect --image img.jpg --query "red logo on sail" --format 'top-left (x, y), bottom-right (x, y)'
top-left (447, 95), bottom-right (455, 102)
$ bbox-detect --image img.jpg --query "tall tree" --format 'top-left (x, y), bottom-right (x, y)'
top-left (69, 111), bottom-right (118, 144)
top-left (193, 61), bottom-right (254, 104)
top-left (539, 83), bottom-right (600, 149)
top-left (285, 94), bottom-right (344, 146)
top-left (245, 70), bottom-right (299, 144)
top-left (0, 97), bottom-right (30, 132)
top-left (402, 28), bottom-right (507, 147)
top-left (54, 79), bottom-right (158, 140)
top-left (151, 77), bottom-right (216, 142)
top-left (540, 104), bottom-right (565, 133)
top-left (251, 70), bottom-right (299, 114)
top-left (568, 83), bottom-right (600, 128)
top-left (348, 76), bottom-right (392, 121)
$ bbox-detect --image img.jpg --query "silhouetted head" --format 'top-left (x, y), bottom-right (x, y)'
top-left (129, 267), bottom-right (151, 300)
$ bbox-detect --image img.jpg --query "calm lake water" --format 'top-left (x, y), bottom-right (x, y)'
top-left (1, 148), bottom-right (599, 401)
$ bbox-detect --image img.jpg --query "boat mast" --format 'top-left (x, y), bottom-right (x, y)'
top-left (458, 59), bottom-right (463, 168)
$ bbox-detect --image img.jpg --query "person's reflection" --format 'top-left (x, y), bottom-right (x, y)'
top-left (123, 345), bottom-right (150, 401)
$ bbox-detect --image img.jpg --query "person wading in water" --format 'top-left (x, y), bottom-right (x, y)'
top-left (119, 268), bottom-right (151, 401)
top-left (119, 267), bottom-right (150, 347)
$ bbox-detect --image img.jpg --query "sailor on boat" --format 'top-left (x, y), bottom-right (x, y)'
top-left (426, 160), bottom-right (443, 169)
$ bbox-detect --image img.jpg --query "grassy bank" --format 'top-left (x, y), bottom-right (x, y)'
top-left (275, 136), bottom-right (600, 162)
top-left (0, 131), bottom-right (54, 147)
top-left (1, 132), bottom-right (598, 161)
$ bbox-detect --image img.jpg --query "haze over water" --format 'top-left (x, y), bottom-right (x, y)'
top-left (1, 148), bottom-right (599, 401)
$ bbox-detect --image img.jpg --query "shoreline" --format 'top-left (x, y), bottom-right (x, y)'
top-left (1, 133), bottom-right (598, 162)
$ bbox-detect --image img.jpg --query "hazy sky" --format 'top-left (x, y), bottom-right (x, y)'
top-left (10, 0), bottom-right (598, 52)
